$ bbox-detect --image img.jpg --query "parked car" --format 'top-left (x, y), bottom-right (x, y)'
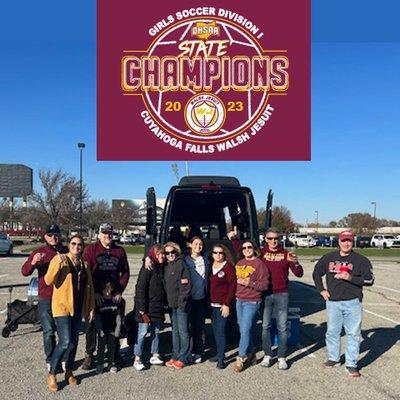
top-left (355, 236), bottom-right (371, 248)
top-left (370, 234), bottom-right (400, 248)
top-left (315, 236), bottom-right (331, 247)
top-left (112, 233), bottom-right (121, 244)
top-left (0, 232), bottom-right (13, 256)
top-left (288, 233), bottom-right (317, 248)
top-left (120, 234), bottom-right (134, 245)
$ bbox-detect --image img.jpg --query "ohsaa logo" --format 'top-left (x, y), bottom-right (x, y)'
top-left (121, 10), bottom-right (289, 153)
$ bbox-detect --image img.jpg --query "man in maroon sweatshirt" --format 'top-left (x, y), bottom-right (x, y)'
top-left (81, 223), bottom-right (130, 370)
top-left (21, 225), bottom-right (68, 371)
top-left (260, 228), bottom-right (304, 370)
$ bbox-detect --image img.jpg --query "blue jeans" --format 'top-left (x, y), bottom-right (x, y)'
top-left (211, 306), bottom-right (229, 362)
top-left (134, 322), bottom-right (162, 357)
top-left (189, 299), bottom-right (207, 356)
top-left (171, 308), bottom-right (190, 363)
top-left (262, 292), bottom-right (289, 358)
top-left (326, 298), bottom-right (363, 368)
top-left (37, 299), bottom-right (56, 363)
top-left (50, 314), bottom-right (82, 374)
top-left (236, 299), bottom-right (260, 358)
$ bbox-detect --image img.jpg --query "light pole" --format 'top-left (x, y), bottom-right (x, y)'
top-left (185, 161), bottom-right (190, 176)
top-left (371, 201), bottom-right (377, 219)
top-left (78, 143), bottom-right (85, 233)
top-left (315, 210), bottom-right (319, 233)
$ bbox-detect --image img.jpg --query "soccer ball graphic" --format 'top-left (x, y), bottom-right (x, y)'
top-left (144, 18), bottom-right (267, 142)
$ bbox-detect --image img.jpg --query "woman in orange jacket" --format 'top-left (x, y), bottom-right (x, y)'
top-left (44, 234), bottom-right (95, 392)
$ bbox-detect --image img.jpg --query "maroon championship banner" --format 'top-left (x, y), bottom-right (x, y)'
top-left (97, 0), bottom-right (310, 160)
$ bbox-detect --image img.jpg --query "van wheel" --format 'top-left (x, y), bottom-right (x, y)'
top-left (383, 243), bottom-right (387, 249)
top-left (372, 242), bottom-right (376, 247)
top-left (7, 245), bottom-right (13, 256)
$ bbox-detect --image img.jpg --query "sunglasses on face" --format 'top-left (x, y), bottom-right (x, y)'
top-left (242, 245), bottom-right (253, 250)
top-left (46, 234), bottom-right (59, 238)
top-left (213, 251), bottom-right (224, 255)
top-left (266, 237), bottom-right (278, 241)
top-left (70, 242), bottom-right (83, 247)
top-left (101, 231), bottom-right (113, 236)
top-left (165, 250), bottom-right (177, 256)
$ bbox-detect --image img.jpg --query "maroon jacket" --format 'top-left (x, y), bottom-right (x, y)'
top-left (261, 245), bottom-right (303, 294)
top-left (209, 262), bottom-right (237, 307)
top-left (83, 241), bottom-right (130, 294)
top-left (235, 258), bottom-right (269, 302)
top-left (21, 244), bottom-right (68, 300)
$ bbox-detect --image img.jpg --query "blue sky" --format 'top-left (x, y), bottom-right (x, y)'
top-left (1, 1), bottom-right (399, 224)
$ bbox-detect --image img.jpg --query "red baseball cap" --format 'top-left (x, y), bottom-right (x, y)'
top-left (339, 230), bottom-right (354, 241)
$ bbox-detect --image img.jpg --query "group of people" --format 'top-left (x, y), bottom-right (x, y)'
top-left (22, 223), bottom-right (374, 392)
top-left (22, 223), bottom-right (130, 392)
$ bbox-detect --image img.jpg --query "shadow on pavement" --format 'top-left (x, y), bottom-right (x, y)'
top-left (358, 325), bottom-right (400, 369)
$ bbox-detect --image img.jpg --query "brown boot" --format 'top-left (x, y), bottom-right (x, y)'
top-left (47, 374), bottom-right (58, 392)
top-left (65, 370), bottom-right (78, 385)
top-left (233, 356), bottom-right (246, 373)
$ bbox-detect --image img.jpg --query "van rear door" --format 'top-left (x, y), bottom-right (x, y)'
top-left (264, 189), bottom-right (274, 231)
top-left (145, 187), bottom-right (157, 255)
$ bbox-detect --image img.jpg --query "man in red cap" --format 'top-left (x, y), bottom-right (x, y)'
top-left (313, 230), bottom-right (374, 378)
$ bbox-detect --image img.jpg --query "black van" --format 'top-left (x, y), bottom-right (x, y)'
top-left (145, 176), bottom-right (273, 260)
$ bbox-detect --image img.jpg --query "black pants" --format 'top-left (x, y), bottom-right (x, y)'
top-left (85, 321), bottom-right (97, 356)
top-left (97, 333), bottom-right (117, 366)
top-left (189, 299), bottom-right (207, 356)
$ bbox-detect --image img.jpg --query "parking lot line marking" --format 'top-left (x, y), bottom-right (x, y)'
top-left (372, 284), bottom-right (400, 294)
top-left (0, 308), bottom-right (6, 314)
top-left (363, 309), bottom-right (400, 325)
top-left (297, 280), bottom-right (400, 324)
top-left (295, 344), bottom-right (317, 358)
top-left (0, 274), bottom-right (9, 279)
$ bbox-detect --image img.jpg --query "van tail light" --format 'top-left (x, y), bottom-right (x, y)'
top-left (201, 183), bottom-right (221, 190)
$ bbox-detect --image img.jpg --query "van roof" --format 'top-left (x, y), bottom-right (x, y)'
top-left (178, 176), bottom-right (241, 187)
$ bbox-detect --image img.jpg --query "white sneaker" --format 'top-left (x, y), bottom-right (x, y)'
top-left (133, 360), bottom-right (145, 371)
top-left (277, 357), bottom-right (288, 370)
top-left (261, 355), bottom-right (272, 368)
top-left (192, 354), bottom-right (202, 364)
top-left (150, 355), bottom-right (163, 365)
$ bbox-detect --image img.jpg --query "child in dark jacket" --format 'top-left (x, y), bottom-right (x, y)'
top-left (95, 281), bottom-right (123, 374)
top-left (133, 244), bottom-right (167, 371)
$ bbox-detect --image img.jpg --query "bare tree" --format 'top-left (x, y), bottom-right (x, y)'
top-left (85, 199), bottom-right (112, 232)
top-left (272, 206), bottom-right (295, 233)
top-left (0, 198), bottom-right (9, 229)
top-left (30, 169), bottom-right (88, 231)
top-left (338, 213), bottom-right (379, 234)
top-left (112, 202), bottom-right (135, 232)
top-left (257, 205), bottom-right (295, 233)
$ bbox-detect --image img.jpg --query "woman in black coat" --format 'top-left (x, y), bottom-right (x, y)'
top-left (133, 244), bottom-right (166, 371)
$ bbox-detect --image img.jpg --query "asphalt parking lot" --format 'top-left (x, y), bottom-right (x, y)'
top-left (0, 253), bottom-right (399, 400)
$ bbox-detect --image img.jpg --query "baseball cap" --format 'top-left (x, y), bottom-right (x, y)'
top-left (99, 223), bottom-right (114, 234)
top-left (45, 224), bottom-right (61, 235)
top-left (339, 230), bottom-right (354, 241)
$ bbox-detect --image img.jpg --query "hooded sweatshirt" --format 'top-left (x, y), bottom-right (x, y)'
top-left (21, 243), bottom-right (68, 300)
top-left (261, 245), bottom-right (304, 294)
top-left (235, 258), bottom-right (269, 302)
